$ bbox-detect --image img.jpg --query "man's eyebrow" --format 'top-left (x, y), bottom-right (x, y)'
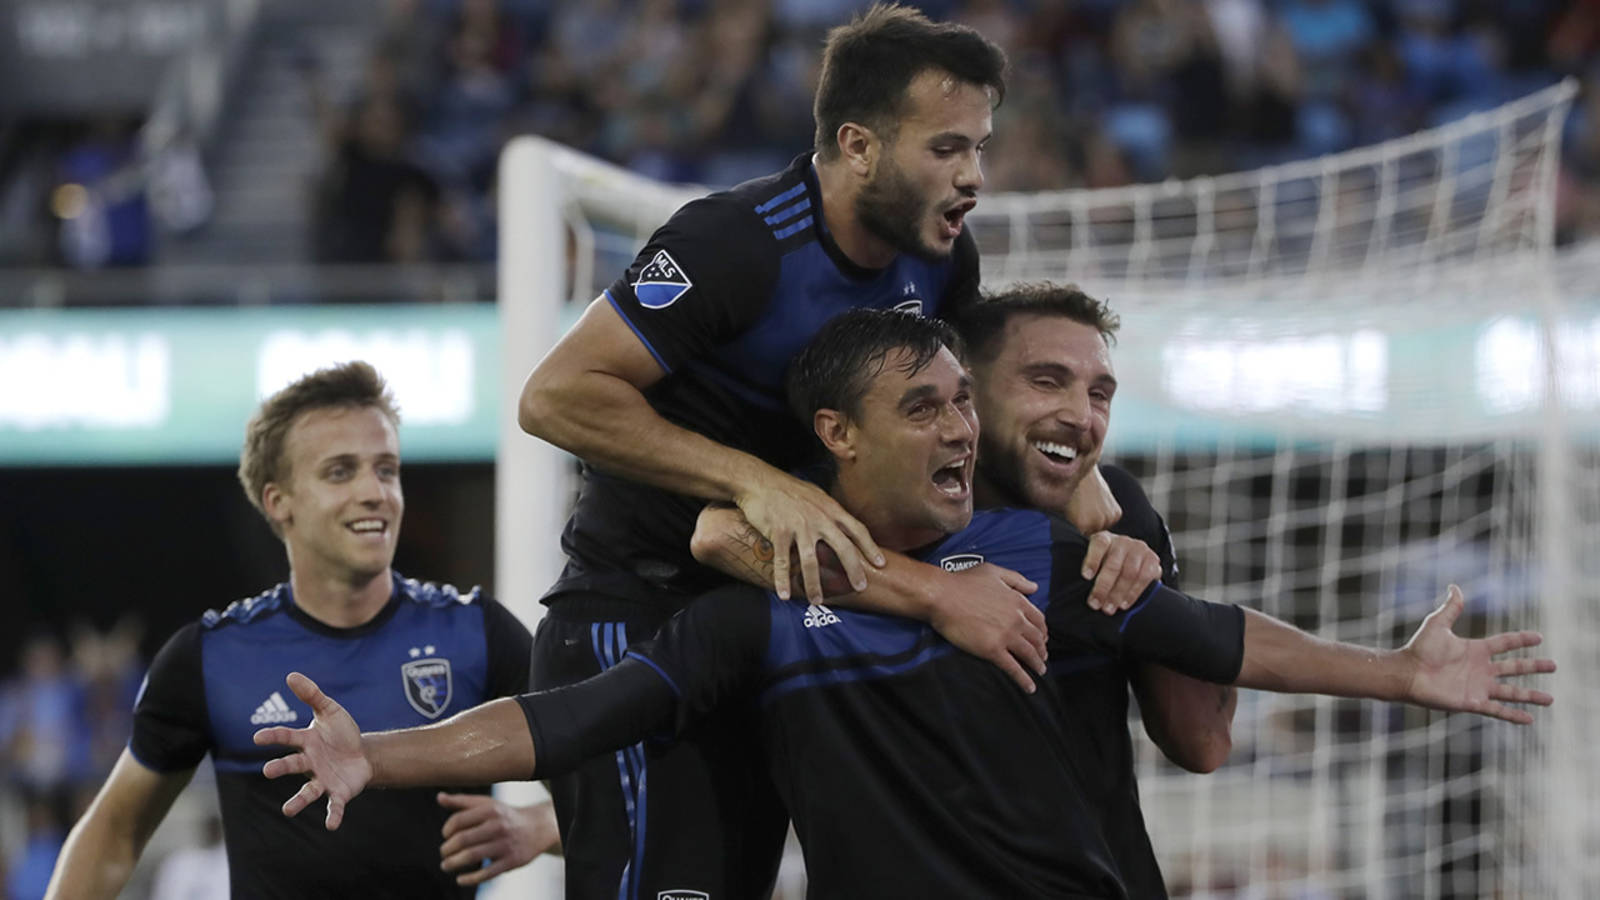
top-left (897, 383), bottom-right (941, 408)
top-left (927, 132), bottom-right (974, 147)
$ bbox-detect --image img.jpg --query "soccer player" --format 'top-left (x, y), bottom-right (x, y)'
top-left (513, 5), bottom-right (1047, 894)
top-left (45, 362), bottom-right (545, 899)
top-left (256, 313), bottom-right (1553, 897)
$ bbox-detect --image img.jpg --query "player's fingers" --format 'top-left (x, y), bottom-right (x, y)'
top-left (1081, 533), bottom-right (1110, 579)
top-left (455, 856), bottom-right (517, 887)
top-left (253, 726), bottom-right (303, 750)
top-left (262, 752), bottom-right (312, 780)
top-left (1428, 585), bottom-right (1466, 630)
top-left (794, 531), bottom-right (827, 605)
top-left (441, 819), bottom-right (502, 856)
top-left (996, 566), bottom-right (1039, 595)
top-left (282, 779), bottom-right (323, 818)
top-left (440, 801), bottom-right (493, 838)
top-left (1009, 631), bottom-right (1048, 678)
top-left (817, 522), bottom-right (870, 595)
top-left (437, 791), bottom-right (484, 813)
top-left (325, 793), bottom-right (346, 831)
top-left (285, 671), bottom-right (333, 712)
top-left (992, 650), bottom-right (1037, 694)
top-left (442, 833), bottom-right (504, 871)
top-left (1484, 630), bottom-right (1544, 655)
top-left (1491, 682), bottom-right (1554, 706)
top-left (1088, 546), bottom-right (1129, 613)
top-left (1020, 600), bottom-right (1047, 640)
top-left (1478, 701), bottom-right (1535, 726)
top-left (770, 526), bottom-right (793, 600)
top-left (1493, 656), bottom-right (1557, 677)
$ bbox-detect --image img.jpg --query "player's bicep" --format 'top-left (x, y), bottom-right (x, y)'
top-left (528, 295), bottom-right (670, 396)
top-left (74, 749), bottom-right (195, 853)
top-left (1114, 586), bottom-right (1245, 684)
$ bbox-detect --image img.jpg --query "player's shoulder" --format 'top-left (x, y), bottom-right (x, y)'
top-left (393, 573), bottom-right (485, 610)
top-left (674, 156), bottom-right (813, 249)
top-left (200, 583), bottom-right (292, 631)
top-left (1100, 463), bottom-right (1150, 505)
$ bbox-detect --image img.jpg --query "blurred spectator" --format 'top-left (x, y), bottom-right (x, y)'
top-left (54, 119), bottom-right (152, 269)
top-left (5, 797), bottom-right (66, 900)
top-left (2, 635), bottom-right (91, 807)
top-left (312, 96), bottom-right (440, 263)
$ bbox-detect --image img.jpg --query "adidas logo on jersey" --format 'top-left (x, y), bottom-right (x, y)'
top-left (803, 605), bottom-right (841, 629)
top-left (249, 691), bottom-right (298, 725)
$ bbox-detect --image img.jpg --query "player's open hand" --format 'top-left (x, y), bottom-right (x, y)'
top-left (735, 470), bottom-right (885, 604)
top-left (925, 563), bottom-right (1046, 693)
top-left (253, 672), bottom-right (372, 830)
top-left (1401, 585), bottom-right (1556, 724)
top-left (1080, 532), bottom-right (1162, 615)
top-left (438, 794), bottom-right (562, 886)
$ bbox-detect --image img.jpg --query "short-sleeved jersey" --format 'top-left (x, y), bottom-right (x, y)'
top-left (131, 573), bottom-right (534, 900)
top-left (522, 508), bottom-right (1243, 898)
top-left (549, 153), bottom-right (981, 609)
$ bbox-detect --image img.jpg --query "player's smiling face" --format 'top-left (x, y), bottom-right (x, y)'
top-left (832, 345), bottom-right (978, 549)
top-left (266, 405), bottom-right (404, 585)
top-left (856, 68), bottom-right (991, 262)
top-left (972, 314), bottom-right (1114, 512)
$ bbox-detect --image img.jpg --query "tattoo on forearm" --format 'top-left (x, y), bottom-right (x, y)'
top-left (726, 524), bottom-right (776, 584)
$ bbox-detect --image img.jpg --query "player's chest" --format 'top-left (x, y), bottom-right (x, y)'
top-left (200, 614), bottom-right (490, 757)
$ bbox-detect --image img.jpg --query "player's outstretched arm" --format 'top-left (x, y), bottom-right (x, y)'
top-left (1235, 585), bottom-right (1555, 723)
top-left (45, 750), bottom-right (195, 900)
top-left (691, 503), bottom-right (1049, 692)
top-left (437, 795), bottom-right (562, 886)
top-left (253, 672), bottom-right (534, 830)
top-left (518, 297), bottom-right (885, 596)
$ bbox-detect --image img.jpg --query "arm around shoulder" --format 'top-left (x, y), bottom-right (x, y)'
top-left (45, 749), bottom-right (195, 900)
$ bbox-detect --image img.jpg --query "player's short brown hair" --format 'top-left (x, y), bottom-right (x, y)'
top-left (949, 283), bottom-right (1121, 367)
top-left (813, 3), bottom-right (1007, 160)
top-left (238, 361), bottom-right (400, 537)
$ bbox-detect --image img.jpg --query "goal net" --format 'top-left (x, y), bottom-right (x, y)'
top-left (495, 79), bottom-right (1594, 898)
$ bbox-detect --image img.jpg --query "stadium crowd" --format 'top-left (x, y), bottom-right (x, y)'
top-left (254, 0), bottom-right (1600, 263)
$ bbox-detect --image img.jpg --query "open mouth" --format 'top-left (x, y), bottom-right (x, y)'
top-left (1032, 440), bottom-right (1080, 470)
top-left (931, 457), bottom-right (971, 499)
top-left (940, 200), bottom-right (975, 240)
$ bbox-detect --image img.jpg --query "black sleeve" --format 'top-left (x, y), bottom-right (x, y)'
top-left (517, 660), bottom-right (677, 779)
top-left (1045, 525), bottom-right (1244, 683)
top-left (1102, 463), bottom-right (1180, 588)
top-left (603, 195), bottom-right (781, 374)
top-left (935, 227), bottom-right (981, 319)
top-left (128, 623), bottom-right (211, 773)
top-left (515, 586), bottom-right (768, 779)
top-left (480, 595), bottom-right (536, 696)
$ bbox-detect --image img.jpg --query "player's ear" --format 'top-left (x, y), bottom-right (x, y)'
top-left (837, 122), bottom-right (875, 177)
top-left (262, 481), bottom-right (292, 530)
top-left (814, 408), bottom-right (856, 462)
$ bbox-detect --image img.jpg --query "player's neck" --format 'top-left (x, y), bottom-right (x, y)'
top-left (814, 156), bottom-right (898, 270)
top-left (972, 469), bottom-right (1024, 513)
top-left (286, 564), bottom-right (393, 628)
top-left (829, 480), bottom-right (946, 553)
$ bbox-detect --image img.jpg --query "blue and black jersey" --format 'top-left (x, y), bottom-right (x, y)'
top-left (548, 152), bottom-right (981, 610)
top-left (131, 573), bottom-right (533, 900)
top-left (518, 507), bottom-right (1242, 899)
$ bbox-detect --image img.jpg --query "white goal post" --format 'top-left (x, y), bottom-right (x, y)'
top-left (494, 80), bottom-right (1597, 898)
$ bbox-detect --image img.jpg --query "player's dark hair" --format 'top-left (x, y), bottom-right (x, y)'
top-left (813, 3), bottom-right (1007, 160)
top-left (238, 361), bottom-right (400, 537)
top-left (786, 309), bottom-right (963, 428)
top-left (949, 282), bottom-right (1120, 367)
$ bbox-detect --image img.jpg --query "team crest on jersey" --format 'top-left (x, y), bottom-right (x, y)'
top-left (401, 658), bottom-right (453, 718)
top-left (892, 297), bottom-right (923, 316)
top-left (658, 892), bottom-right (709, 900)
top-left (633, 249), bottom-right (693, 309)
top-left (939, 553), bottom-right (984, 573)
